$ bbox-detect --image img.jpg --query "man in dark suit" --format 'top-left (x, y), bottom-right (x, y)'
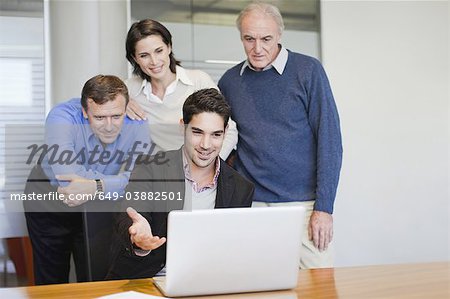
top-left (107, 88), bottom-right (254, 279)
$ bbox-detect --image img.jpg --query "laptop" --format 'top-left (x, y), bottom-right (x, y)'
top-left (153, 206), bottom-right (305, 297)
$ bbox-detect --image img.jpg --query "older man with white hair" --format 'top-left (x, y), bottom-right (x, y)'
top-left (218, 1), bottom-right (343, 269)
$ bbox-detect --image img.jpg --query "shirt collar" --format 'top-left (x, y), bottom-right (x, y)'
top-left (240, 45), bottom-right (288, 76)
top-left (165, 66), bottom-right (193, 96)
top-left (182, 146), bottom-right (221, 193)
top-left (175, 65), bottom-right (193, 86)
top-left (134, 78), bottom-right (148, 98)
top-left (134, 66), bottom-right (193, 99)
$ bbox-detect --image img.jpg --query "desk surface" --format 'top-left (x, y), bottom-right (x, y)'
top-left (1, 262), bottom-right (449, 299)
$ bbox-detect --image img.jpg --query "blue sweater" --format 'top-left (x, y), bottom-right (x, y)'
top-left (218, 51), bottom-right (342, 213)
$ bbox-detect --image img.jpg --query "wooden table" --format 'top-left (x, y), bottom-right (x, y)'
top-left (1, 262), bottom-right (448, 298)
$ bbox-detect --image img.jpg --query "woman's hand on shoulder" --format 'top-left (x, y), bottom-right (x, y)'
top-left (127, 99), bottom-right (147, 121)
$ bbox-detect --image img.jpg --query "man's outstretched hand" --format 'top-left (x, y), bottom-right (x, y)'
top-left (127, 207), bottom-right (166, 251)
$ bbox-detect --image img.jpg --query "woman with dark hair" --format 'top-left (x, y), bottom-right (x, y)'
top-left (125, 19), bottom-right (237, 158)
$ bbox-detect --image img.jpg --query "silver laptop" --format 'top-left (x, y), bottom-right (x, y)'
top-left (153, 206), bottom-right (305, 297)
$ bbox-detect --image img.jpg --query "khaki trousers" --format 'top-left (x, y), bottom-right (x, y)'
top-left (252, 200), bottom-right (334, 269)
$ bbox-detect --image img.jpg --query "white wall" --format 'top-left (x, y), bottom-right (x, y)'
top-left (321, 0), bottom-right (449, 266)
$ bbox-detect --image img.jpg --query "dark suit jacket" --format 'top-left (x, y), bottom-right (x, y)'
top-left (23, 164), bottom-right (122, 282)
top-left (106, 149), bottom-right (254, 280)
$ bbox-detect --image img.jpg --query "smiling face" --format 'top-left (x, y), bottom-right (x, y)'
top-left (183, 112), bottom-right (227, 173)
top-left (82, 95), bottom-right (127, 145)
top-left (133, 35), bottom-right (173, 81)
top-left (240, 11), bottom-right (281, 71)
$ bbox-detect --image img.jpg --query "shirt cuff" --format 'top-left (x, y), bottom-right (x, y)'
top-left (101, 174), bottom-right (128, 195)
top-left (134, 248), bottom-right (151, 257)
top-left (313, 199), bottom-right (334, 214)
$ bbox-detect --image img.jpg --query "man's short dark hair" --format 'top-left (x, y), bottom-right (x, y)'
top-left (81, 75), bottom-right (129, 111)
top-left (182, 88), bottom-right (231, 129)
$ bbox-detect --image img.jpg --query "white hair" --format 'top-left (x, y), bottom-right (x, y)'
top-left (236, 1), bottom-right (285, 35)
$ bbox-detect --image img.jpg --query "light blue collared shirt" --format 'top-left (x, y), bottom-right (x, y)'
top-left (41, 98), bottom-right (151, 195)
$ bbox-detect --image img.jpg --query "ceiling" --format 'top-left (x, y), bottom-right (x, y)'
top-left (0, 0), bottom-right (320, 32)
top-left (131, 0), bottom-right (320, 31)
